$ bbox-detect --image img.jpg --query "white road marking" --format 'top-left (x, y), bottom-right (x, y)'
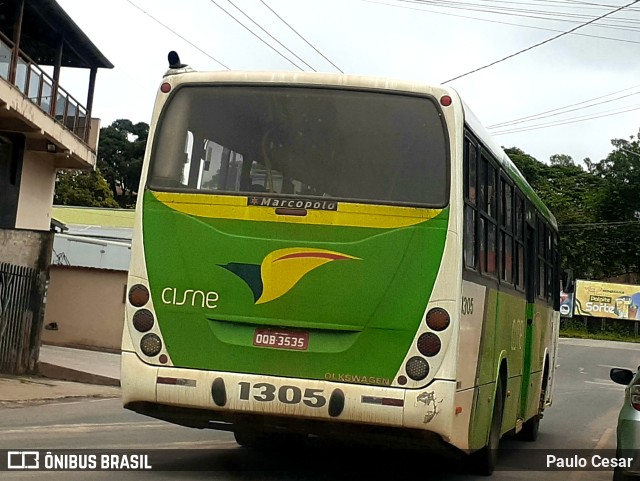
top-left (594, 427), bottom-right (614, 450)
top-left (597, 364), bottom-right (628, 370)
top-left (565, 428), bottom-right (616, 481)
top-left (1, 422), bottom-right (165, 435)
top-left (584, 380), bottom-right (625, 389)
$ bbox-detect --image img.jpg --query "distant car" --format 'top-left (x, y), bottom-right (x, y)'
top-left (610, 367), bottom-right (640, 481)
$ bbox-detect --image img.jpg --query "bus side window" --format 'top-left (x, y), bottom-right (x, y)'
top-left (500, 177), bottom-right (514, 284)
top-left (463, 137), bottom-right (477, 270)
top-left (515, 193), bottom-right (525, 289)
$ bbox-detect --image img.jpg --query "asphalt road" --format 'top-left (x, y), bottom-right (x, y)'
top-left (0, 338), bottom-right (638, 480)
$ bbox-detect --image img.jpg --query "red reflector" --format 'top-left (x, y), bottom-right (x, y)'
top-left (440, 95), bottom-right (452, 107)
top-left (157, 377), bottom-right (178, 385)
top-left (361, 396), bottom-right (404, 407)
top-left (160, 82), bottom-right (171, 93)
top-left (456, 406), bottom-right (463, 414)
top-left (157, 377), bottom-right (196, 387)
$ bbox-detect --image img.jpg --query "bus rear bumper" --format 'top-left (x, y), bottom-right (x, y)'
top-left (121, 351), bottom-right (464, 449)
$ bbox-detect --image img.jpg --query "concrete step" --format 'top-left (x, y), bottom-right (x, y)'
top-left (37, 344), bottom-right (120, 387)
top-left (37, 361), bottom-right (120, 387)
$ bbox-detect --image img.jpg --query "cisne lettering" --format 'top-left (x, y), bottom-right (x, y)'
top-left (162, 287), bottom-right (218, 309)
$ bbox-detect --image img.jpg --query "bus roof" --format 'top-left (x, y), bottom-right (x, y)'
top-left (163, 69), bottom-right (456, 98)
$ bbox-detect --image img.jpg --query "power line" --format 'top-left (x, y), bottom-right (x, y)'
top-left (560, 220), bottom-right (640, 230)
top-left (487, 89), bottom-right (640, 129)
top-left (618, 147), bottom-right (640, 158)
top-left (208, 0), bottom-right (305, 70)
top-left (441, 0), bottom-right (640, 83)
top-left (260, 0), bottom-right (344, 73)
top-left (405, 0), bottom-right (640, 29)
top-left (488, 83), bottom-right (640, 128)
top-left (226, 0), bottom-right (317, 71)
top-left (124, 0), bottom-right (230, 70)
top-left (491, 104), bottom-right (640, 135)
top-left (363, 0), bottom-right (640, 46)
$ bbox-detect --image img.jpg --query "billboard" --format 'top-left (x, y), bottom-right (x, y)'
top-left (574, 280), bottom-right (640, 320)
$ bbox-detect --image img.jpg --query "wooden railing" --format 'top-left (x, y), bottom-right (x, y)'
top-left (0, 31), bottom-right (90, 143)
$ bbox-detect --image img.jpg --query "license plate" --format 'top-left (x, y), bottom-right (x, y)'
top-left (253, 329), bottom-right (309, 351)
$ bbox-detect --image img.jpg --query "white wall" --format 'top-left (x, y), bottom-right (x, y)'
top-left (15, 152), bottom-right (56, 231)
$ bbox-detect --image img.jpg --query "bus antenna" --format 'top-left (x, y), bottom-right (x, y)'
top-left (168, 51), bottom-right (187, 69)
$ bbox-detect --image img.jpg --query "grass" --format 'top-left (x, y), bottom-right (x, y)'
top-left (559, 328), bottom-right (640, 343)
top-left (560, 318), bottom-right (640, 343)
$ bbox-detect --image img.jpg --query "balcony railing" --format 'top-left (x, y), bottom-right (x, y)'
top-left (0, 31), bottom-right (90, 143)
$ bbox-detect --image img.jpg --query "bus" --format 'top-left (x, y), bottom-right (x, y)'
top-left (121, 55), bottom-right (561, 474)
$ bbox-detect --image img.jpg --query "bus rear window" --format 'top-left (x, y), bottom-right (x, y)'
top-left (148, 85), bottom-right (449, 207)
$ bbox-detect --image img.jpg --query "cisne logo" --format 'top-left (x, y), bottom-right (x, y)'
top-left (220, 247), bottom-right (360, 304)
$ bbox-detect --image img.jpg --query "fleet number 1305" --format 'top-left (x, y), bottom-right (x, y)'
top-left (238, 382), bottom-right (327, 407)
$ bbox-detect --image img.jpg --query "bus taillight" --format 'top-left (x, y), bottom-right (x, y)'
top-left (132, 309), bottom-right (154, 333)
top-left (140, 333), bottom-right (163, 357)
top-left (406, 356), bottom-right (430, 381)
top-left (426, 307), bottom-right (450, 331)
top-left (128, 284), bottom-right (150, 307)
top-left (417, 332), bottom-right (441, 357)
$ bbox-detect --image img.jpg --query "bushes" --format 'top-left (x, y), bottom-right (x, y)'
top-left (560, 316), bottom-right (639, 342)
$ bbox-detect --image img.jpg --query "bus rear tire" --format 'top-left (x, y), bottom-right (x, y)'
top-left (470, 378), bottom-right (504, 476)
top-left (519, 414), bottom-right (540, 442)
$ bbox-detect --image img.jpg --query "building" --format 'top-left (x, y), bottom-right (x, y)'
top-left (0, 0), bottom-right (112, 374)
top-left (43, 206), bottom-right (134, 352)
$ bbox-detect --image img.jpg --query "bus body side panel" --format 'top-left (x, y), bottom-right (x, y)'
top-left (496, 289), bottom-right (527, 434)
top-left (522, 300), bottom-right (555, 420)
top-left (464, 284), bottom-right (497, 450)
top-left (453, 281), bottom-right (486, 450)
top-left (462, 284), bottom-right (530, 450)
top-left (545, 310), bottom-right (560, 407)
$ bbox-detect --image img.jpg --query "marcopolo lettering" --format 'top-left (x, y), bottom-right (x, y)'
top-left (248, 196), bottom-right (337, 211)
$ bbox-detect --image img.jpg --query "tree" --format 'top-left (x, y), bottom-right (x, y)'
top-left (595, 131), bottom-right (640, 222)
top-left (54, 170), bottom-right (119, 208)
top-left (97, 119), bottom-right (149, 208)
top-left (590, 130), bottom-right (640, 278)
top-left (549, 154), bottom-right (575, 167)
top-left (505, 147), bottom-right (608, 279)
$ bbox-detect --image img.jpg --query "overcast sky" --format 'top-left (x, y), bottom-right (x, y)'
top-left (56, 0), bottom-right (640, 166)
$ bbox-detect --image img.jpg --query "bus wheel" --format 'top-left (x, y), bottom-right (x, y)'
top-left (470, 379), bottom-right (504, 476)
top-left (518, 414), bottom-right (540, 442)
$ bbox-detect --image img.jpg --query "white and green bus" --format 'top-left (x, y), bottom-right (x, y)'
top-left (121, 56), bottom-right (560, 474)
